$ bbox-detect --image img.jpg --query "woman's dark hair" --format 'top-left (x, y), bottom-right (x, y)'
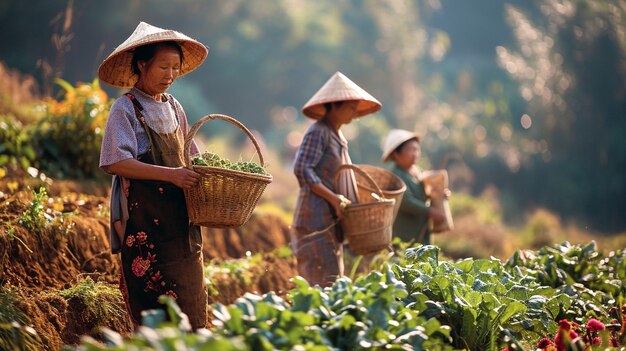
top-left (393, 137), bottom-right (420, 154)
top-left (131, 41), bottom-right (183, 75)
top-left (323, 101), bottom-right (344, 114)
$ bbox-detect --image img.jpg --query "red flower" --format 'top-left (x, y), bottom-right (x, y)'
top-left (126, 235), bottom-right (135, 247)
top-left (586, 318), bottom-right (605, 332)
top-left (165, 290), bottom-right (178, 299)
top-left (555, 320), bottom-right (579, 351)
top-left (537, 337), bottom-right (554, 348)
top-left (558, 319), bottom-right (572, 331)
top-left (131, 256), bottom-right (151, 277)
top-left (136, 231), bottom-right (148, 244)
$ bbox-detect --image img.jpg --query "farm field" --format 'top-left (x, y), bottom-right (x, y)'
top-left (2, 2), bottom-right (626, 348)
top-left (1, 170), bottom-right (624, 351)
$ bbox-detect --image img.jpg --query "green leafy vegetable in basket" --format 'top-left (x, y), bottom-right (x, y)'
top-left (192, 152), bottom-right (267, 175)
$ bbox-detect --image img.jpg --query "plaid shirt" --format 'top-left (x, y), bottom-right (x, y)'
top-left (292, 120), bottom-right (352, 230)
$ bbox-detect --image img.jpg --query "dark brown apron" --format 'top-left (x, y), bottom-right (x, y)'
top-left (119, 93), bottom-right (206, 329)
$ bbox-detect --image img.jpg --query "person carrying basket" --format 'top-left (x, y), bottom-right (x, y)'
top-left (98, 22), bottom-right (208, 329)
top-left (291, 71), bottom-right (382, 287)
top-left (381, 129), bottom-right (449, 245)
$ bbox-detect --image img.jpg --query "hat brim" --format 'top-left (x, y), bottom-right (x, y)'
top-left (382, 134), bottom-right (420, 162)
top-left (98, 29), bottom-right (208, 88)
top-left (302, 98), bottom-right (382, 119)
top-left (301, 71), bottom-right (382, 119)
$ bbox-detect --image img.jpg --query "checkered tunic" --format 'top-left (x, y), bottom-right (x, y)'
top-left (291, 120), bottom-right (357, 286)
top-left (292, 120), bottom-right (357, 229)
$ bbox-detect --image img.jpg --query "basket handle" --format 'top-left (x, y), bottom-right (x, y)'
top-left (184, 114), bottom-right (265, 169)
top-left (333, 164), bottom-right (385, 201)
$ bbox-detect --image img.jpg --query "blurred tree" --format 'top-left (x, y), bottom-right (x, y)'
top-left (497, 1), bottom-right (626, 231)
top-left (1, 0), bottom-right (624, 231)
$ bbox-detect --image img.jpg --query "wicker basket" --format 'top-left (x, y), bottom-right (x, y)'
top-left (354, 164), bottom-right (406, 220)
top-left (334, 164), bottom-right (395, 255)
top-left (183, 114), bottom-right (272, 228)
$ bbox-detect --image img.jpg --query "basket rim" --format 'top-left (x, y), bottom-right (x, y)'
top-left (184, 114), bottom-right (267, 169)
top-left (354, 164), bottom-right (407, 195)
top-left (344, 198), bottom-right (395, 210)
top-left (191, 164), bottom-right (273, 183)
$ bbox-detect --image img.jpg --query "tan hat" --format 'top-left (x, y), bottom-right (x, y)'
top-left (98, 22), bottom-right (209, 88)
top-left (301, 71), bottom-right (382, 119)
top-left (381, 129), bottom-right (420, 162)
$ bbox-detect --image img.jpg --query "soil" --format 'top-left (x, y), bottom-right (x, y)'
top-left (0, 168), bottom-right (297, 350)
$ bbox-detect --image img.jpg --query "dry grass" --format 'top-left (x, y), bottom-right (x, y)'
top-left (0, 62), bottom-right (40, 122)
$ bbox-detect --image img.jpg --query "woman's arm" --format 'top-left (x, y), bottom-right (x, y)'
top-left (104, 159), bottom-right (200, 190)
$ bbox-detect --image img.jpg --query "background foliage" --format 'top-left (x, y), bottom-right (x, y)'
top-left (1, 0), bottom-right (625, 233)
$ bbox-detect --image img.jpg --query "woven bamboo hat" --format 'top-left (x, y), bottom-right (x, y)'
top-left (381, 129), bottom-right (420, 162)
top-left (98, 22), bottom-right (209, 88)
top-left (301, 71), bottom-right (382, 119)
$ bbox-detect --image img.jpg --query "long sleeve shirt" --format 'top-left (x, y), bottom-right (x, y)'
top-left (391, 164), bottom-right (431, 243)
top-left (292, 120), bottom-right (354, 231)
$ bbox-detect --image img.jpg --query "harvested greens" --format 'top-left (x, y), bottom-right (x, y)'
top-left (192, 152), bottom-right (267, 175)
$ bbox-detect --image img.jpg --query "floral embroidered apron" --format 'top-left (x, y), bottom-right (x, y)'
top-left (120, 93), bottom-right (206, 329)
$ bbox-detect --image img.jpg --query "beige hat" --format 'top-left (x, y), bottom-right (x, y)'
top-left (98, 22), bottom-right (209, 88)
top-left (301, 71), bottom-right (382, 119)
top-left (381, 129), bottom-right (420, 162)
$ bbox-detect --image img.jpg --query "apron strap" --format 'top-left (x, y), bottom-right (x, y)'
top-left (125, 93), bottom-right (158, 163)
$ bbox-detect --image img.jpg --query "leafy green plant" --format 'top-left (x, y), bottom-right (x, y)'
top-left (56, 276), bottom-right (126, 327)
top-left (505, 241), bottom-right (626, 324)
top-left (395, 245), bottom-right (589, 349)
top-left (32, 78), bottom-right (110, 179)
top-left (213, 268), bottom-right (454, 350)
top-left (0, 114), bottom-right (36, 170)
top-left (0, 285), bottom-right (44, 351)
top-left (69, 296), bottom-right (250, 351)
top-left (17, 186), bottom-right (48, 233)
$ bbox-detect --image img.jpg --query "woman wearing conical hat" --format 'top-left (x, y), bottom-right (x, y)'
top-left (98, 22), bottom-right (208, 329)
top-left (381, 129), bottom-right (446, 245)
top-left (291, 71), bottom-right (382, 287)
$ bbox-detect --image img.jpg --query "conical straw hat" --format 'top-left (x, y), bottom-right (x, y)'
top-left (381, 129), bottom-right (420, 162)
top-left (302, 71), bottom-right (382, 119)
top-left (98, 22), bottom-right (209, 88)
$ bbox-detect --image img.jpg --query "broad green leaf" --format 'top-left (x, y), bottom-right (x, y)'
top-left (505, 285), bottom-right (529, 301)
top-left (496, 301), bottom-right (526, 324)
top-left (405, 245), bottom-right (439, 267)
top-left (454, 258), bottom-right (474, 273)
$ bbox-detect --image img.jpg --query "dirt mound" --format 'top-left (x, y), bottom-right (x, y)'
top-left (202, 211), bottom-right (291, 260)
top-left (1, 170), bottom-right (297, 350)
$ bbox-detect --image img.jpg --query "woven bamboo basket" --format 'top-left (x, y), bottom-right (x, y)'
top-left (183, 114), bottom-right (272, 228)
top-left (354, 164), bottom-right (406, 220)
top-left (334, 164), bottom-right (395, 255)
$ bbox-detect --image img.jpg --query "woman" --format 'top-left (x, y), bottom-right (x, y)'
top-left (381, 129), bottom-right (446, 245)
top-left (98, 22), bottom-right (208, 329)
top-left (291, 71), bottom-right (382, 287)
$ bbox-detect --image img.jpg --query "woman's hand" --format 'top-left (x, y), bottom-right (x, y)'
top-left (331, 194), bottom-right (352, 220)
top-left (168, 167), bottom-right (201, 189)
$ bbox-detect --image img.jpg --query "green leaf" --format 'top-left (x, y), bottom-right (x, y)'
top-left (496, 300), bottom-right (526, 324)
